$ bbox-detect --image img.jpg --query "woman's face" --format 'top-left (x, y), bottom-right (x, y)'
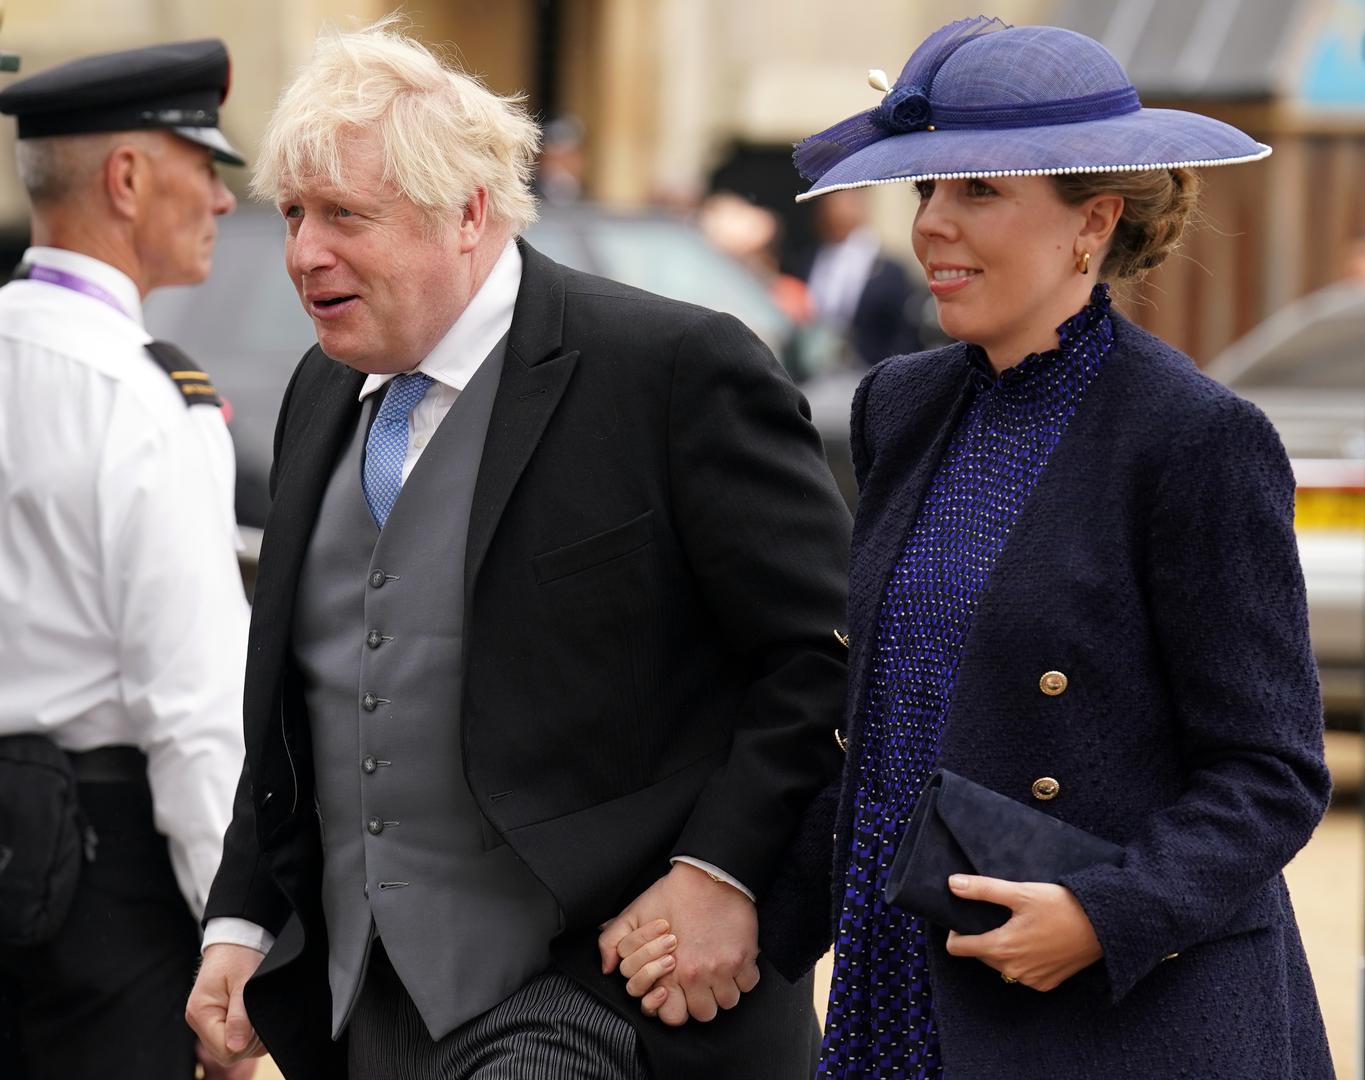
top-left (911, 175), bottom-right (1097, 369)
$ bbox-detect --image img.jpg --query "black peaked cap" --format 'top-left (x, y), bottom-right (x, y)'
top-left (0, 38), bottom-right (244, 165)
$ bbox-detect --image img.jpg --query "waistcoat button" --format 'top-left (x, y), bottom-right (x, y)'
top-left (362, 756), bottom-right (377, 774)
top-left (366, 629), bottom-right (384, 649)
top-left (367, 817), bottom-right (384, 835)
top-left (369, 570), bottom-right (386, 588)
top-left (361, 693), bottom-right (378, 711)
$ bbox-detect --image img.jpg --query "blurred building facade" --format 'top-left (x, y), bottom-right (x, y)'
top-left (0, 0), bottom-right (1360, 361)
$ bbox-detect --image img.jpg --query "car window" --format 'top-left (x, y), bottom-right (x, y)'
top-left (586, 219), bottom-right (790, 348)
top-left (146, 226), bottom-right (314, 355)
top-left (1232, 346), bottom-right (1364, 390)
top-left (1212, 283), bottom-right (1365, 392)
top-left (520, 220), bottom-right (584, 270)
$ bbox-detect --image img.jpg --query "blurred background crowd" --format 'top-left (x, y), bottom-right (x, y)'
top-left (0, 0), bottom-right (1360, 1076)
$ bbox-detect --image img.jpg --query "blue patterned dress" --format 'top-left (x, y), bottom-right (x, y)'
top-left (817, 285), bottom-right (1115, 1078)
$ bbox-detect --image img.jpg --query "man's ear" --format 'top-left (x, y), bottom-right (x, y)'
top-left (103, 143), bottom-right (143, 223)
top-left (456, 187), bottom-right (489, 253)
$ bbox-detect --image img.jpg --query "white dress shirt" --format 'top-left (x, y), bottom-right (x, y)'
top-left (0, 247), bottom-right (249, 920)
top-left (204, 241), bottom-right (748, 958)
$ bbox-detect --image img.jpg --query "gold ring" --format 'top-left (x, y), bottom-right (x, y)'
top-left (1001, 973), bottom-right (1018, 985)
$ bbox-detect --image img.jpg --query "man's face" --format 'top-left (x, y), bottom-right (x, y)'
top-left (279, 132), bottom-right (470, 374)
top-left (141, 133), bottom-right (236, 290)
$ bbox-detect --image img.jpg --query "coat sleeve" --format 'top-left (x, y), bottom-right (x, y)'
top-left (664, 310), bottom-right (853, 898)
top-left (1059, 393), bottom-right (1331, 1002)
top-left (203, 762), bottom-right (292, 934)
top-left (202, 349), bottom-right (317, 933)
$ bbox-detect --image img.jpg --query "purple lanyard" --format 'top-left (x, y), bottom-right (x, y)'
top-left (21, 264), bottom-right (129, 317)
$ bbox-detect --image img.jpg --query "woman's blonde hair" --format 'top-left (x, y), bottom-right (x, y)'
top-left (1052, 168), bottom-right (1202, 282)
top-left (251, 16), bottom-right (540, 232)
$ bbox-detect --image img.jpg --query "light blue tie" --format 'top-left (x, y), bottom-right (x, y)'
top-left (363, 372), bottom-right (433, 528)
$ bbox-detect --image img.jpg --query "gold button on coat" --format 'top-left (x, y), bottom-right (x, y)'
top-left (1031, 776), bottom-right (1060, 801)
top-left (1039, 670), bottom-right (1068, 696)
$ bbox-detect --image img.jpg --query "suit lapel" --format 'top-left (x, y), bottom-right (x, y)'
top-left (464, 241), bottom-right (579, 604)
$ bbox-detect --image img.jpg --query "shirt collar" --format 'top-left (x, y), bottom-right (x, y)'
top-left (359, 240), bottom-right (522, 401)
top-left (21, 246), bottom-right (145, 328)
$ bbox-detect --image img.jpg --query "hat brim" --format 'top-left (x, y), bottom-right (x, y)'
top-left (796, 108), bottom-right (1269, 202)
top-left (174, 124), bottom-right (245, 166)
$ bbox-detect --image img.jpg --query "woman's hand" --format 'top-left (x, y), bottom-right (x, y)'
top-left (944, 875), bottom-right (1102, 991)
top-left (605, 917), bottom-right (679, 1005)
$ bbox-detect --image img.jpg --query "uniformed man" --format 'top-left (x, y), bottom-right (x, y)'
top-left (0, 41), bottom-right (252, 1079)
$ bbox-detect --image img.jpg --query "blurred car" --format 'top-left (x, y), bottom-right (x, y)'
top-left (1205, 281), bottom-right (1365, 724)
top-left (144, 205), bottom-right (840, 534)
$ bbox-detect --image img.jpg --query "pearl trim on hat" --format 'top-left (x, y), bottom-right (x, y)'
top-left (794, 146), bottom-right (1272, 202)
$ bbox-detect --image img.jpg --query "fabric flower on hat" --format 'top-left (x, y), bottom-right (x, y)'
top-left (873, 84), bottom-right (931, 134)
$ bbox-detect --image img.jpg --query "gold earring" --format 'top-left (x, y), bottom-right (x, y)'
top-left (1076, 251), bottom-right (1091, 275)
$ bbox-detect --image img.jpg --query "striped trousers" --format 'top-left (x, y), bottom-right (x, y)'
top-left (347, 941), bottom-right (650, 1079)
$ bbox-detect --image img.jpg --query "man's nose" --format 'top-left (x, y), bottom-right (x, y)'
top-left (289, 217), bottom-right (337, 274)
top-left (213, 176), bottom-right (236, 216)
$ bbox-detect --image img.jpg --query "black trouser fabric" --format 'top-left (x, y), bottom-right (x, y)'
top-left (0, 774), bottom-right (200, 1079)
top-left (347, 940), bottom-right (650, 1080)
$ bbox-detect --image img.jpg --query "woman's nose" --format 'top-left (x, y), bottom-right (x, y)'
top-left (914, 194), bottom-right (956, 242)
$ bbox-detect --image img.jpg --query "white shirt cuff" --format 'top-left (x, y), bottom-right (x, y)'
top-left (202, 916), bottom-right (275, 956)
top-left (670, 856), bottom-right (756, 901)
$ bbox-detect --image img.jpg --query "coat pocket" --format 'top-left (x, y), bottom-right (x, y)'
top-left (531, 509), bottom-right (655, 584)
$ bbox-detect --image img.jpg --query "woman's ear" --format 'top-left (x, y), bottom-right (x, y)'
top-left (1079, 193), bottom-right (1124, 252)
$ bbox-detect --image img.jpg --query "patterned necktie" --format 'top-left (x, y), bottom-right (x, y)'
top-left (363, 371), bottom-right (434, 528)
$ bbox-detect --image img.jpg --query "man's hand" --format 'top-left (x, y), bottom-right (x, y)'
top-left (944, 875), bottom-right (1103, 991)
top-left (195, 1039), bottom-right (260, 1079)
top-left (186, 943), bottom-right (268, 1065)
top-left (598, 862), bottom-right (760, 1025)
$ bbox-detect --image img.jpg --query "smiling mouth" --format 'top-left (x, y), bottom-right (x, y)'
top-left (931, 268), bottom-right (981, 281)
top-left (313, 295), bottom-right (357, 307)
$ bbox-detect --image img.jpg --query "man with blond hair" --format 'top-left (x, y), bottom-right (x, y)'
top-left (186, 20), bottom-right (850, 1079)
top-left (0, 40), bottom-right (250, 1079)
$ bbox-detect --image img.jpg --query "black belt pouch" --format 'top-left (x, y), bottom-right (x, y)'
top-left (0, 735), bottom-right (85, 947)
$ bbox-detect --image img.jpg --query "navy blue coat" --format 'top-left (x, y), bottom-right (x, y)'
top-left (836, 312), bottom-right (1335, 1079)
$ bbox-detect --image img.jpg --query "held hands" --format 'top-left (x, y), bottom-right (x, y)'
top-left (944, 874), bottom-right (1103, 991)
top-left (195, 1040), bottom-right (261, 1080)
top-left (597, 862), bottom-right (761, 1025)
top-left (185, 943), bottom-right (268, 1066)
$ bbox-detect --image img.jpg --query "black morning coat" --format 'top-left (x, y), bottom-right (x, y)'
top-left (202, 242), bottom-right (853, 1080)
top-left (833, 311), bottom-right (1335, 1078)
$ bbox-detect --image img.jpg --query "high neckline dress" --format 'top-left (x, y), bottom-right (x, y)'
top-left (818, 284), bottom-right (1116, 1078)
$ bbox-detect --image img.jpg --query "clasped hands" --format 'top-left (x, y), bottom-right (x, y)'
top-left (597, 861), bottom-right (761, 1026)
top-left (600, 868), bottom-right (1102, 1023)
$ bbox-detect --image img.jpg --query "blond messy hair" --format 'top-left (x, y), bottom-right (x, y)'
top-left (251, 16), bottom-right (540, 232)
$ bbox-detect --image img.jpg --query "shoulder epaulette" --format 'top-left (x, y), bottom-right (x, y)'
top-left (144, 340), bottom-right (222, 408)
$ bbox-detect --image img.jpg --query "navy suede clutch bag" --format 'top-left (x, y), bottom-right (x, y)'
top-left (884, 769), bottom-right (1124, 934)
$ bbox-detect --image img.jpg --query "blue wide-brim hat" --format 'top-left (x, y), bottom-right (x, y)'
top-left (794, 17), bottom-right (1269, 202)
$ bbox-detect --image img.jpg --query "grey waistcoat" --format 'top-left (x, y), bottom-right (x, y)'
top-left (292, 341), bottom-right (561, 1040)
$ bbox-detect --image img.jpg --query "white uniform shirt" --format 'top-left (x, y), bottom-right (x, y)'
top-left (0, 246), bottom-right (248, 920)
